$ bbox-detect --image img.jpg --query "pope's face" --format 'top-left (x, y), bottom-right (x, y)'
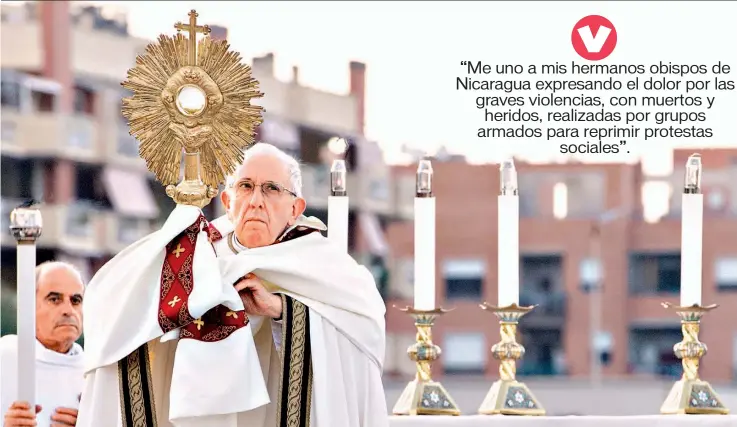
top-left (221, 154), bottom-right (306, 248)
top-left (36, 266), bottom-right (84, 352)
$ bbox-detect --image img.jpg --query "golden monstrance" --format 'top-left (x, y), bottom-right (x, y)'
top-left (122, 9), bottom-right (263, 208)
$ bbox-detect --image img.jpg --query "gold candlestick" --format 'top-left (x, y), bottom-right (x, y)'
top-left (659, 302), bottom-right (729, 415)
top-left (392, 307), bottom-right (460, 416)
top-left (478, 303), bottom-right (545, 416)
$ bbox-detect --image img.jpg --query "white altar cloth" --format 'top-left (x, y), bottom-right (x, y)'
top-left (389, 415), bottom-right (737, 427)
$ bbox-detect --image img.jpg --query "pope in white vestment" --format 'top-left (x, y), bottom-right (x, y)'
top-left (77, 143), bottom-right (389, 427)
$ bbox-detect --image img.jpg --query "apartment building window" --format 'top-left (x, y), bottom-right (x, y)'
top-left (31, 90), bottom-right (55, 112)
top-left (553, 182), bottom-right (568, 219)
top-left (518, 329), bottom-right (565, 375)
top-left (443, 332), bottom-right (486, 374)
top-left (1, 157), bottom-right (33, 199)
top-left (579, 257), bottom-right (602, 291)
top-left (74, 87), bottom-right (95, 115)
top-left (75, 165), bottom-right (109, 207)
top-left (629, 326), bottom-right (682, 378)
top-left (1, 80), bottom-right (21, 108)
top-left (443, 259), bottom-right (485, 300)
top-left (520, 255), bottom-right (563, 310)
top-left (715, 257), bottom-right (737, 290)
top-left (629, 253), bottom-right (680, 294)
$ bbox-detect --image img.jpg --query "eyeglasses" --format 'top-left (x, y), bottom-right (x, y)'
top-left (232, 179), bottom-right (297, 199)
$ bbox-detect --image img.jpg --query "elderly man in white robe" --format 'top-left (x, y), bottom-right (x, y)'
top-left (77, 143), bottom-right (388, 427)
top-left (1, 261), bottom-right (86, 427)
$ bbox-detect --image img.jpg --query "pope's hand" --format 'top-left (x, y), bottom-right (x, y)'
top-left (4, 401), bottom-right (41, 426)
top-left (50, 407), bottom-right (78, 426)
top-left (234, 273), bottom-right (283, 319)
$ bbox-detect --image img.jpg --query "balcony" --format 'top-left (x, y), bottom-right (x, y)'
top-left (0, 109), bottom-right (101, 161)
top-left (103, 212), bottom-right (152, 253)
top-left (0, 199), bottom-right (104, 253)
top-left (519, 290), bottom-right (567, 328)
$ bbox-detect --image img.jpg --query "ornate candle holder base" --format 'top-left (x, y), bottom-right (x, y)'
top-left (659, 303), bottom-right (729, 415)
top-left (391, 307), bottom-right (460, 416)
top-left (478, 303), bottom-right (545, 416)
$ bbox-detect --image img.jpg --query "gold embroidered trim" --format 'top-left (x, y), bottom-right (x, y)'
top-left (276, 294), bottom-right (288, 425)
top-left (276, 295), bottom-right (313, 427)
top-left (118, 344), bottom-right (158, 427)
top-left (287, 300), bottom-right (306, 425)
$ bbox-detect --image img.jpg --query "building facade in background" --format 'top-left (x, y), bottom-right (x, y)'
top-left (0, 1), bottom-right (403, 332)
top-left (384, 149), bottom-right (737, 382)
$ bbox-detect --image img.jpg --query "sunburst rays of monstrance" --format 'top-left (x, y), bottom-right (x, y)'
top-left (121, 9), bottom-right (263, 208)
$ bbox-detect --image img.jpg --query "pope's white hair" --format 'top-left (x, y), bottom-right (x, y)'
top-left (35, 261), bottom-right (85, 290)
top-left (227, 142), bottom-right (303, 198)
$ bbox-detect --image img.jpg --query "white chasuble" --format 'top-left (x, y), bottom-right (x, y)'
top-left (77, 205), bottom-right (268, 427)
top-left (77, 205), bottom-right (389, 427)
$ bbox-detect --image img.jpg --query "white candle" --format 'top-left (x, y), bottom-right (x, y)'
top-left (17, 244), bottom-right (37, 406)
top-left (680, 154), bottom-right (703, 307)
top-left (327, 196), bottom-right (349, 253)
top-left (10, 206), bottom-right (43, 409)
top-left (414, 197), bottom-right (435, 310)
top-left (327, 159), bottom-right (349, 253)
top-left (498, 196), bottom-right (519, 306)
top-left (680, 194), bottom-right (703, 306)
top-left (414, 160), bottom-right (435, 311)
top-left (498, 159), bottom-right (519, 307)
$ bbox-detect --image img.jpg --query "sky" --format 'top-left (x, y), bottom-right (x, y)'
top-left (80, 1), bottom-right (736, 172)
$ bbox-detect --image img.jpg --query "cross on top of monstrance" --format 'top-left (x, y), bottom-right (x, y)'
top-left (120, 9), bottom-right (263, 208)
top-left (174, 10), bottom-right (211, 65)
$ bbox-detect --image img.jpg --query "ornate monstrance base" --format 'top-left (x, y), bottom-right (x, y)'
top-left (392, 378), bottom-right (460, 416)
top-left (478, 378), bottom-right (545, 416)
top-left (660, 378), bottom-right (729, 415)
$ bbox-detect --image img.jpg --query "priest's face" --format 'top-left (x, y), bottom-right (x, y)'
top-left (221, 154), bottom-right (306, 248)
top-left (35, 264), bottom-right (84, 353)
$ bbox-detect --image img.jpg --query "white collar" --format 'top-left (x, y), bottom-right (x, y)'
top-left (231, 232), bottom-right (248, 253)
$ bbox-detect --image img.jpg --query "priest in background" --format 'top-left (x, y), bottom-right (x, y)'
top-left (1, 261), bottom-right (86, 427)
top-left (77, 143), bottom-right (388, 427)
